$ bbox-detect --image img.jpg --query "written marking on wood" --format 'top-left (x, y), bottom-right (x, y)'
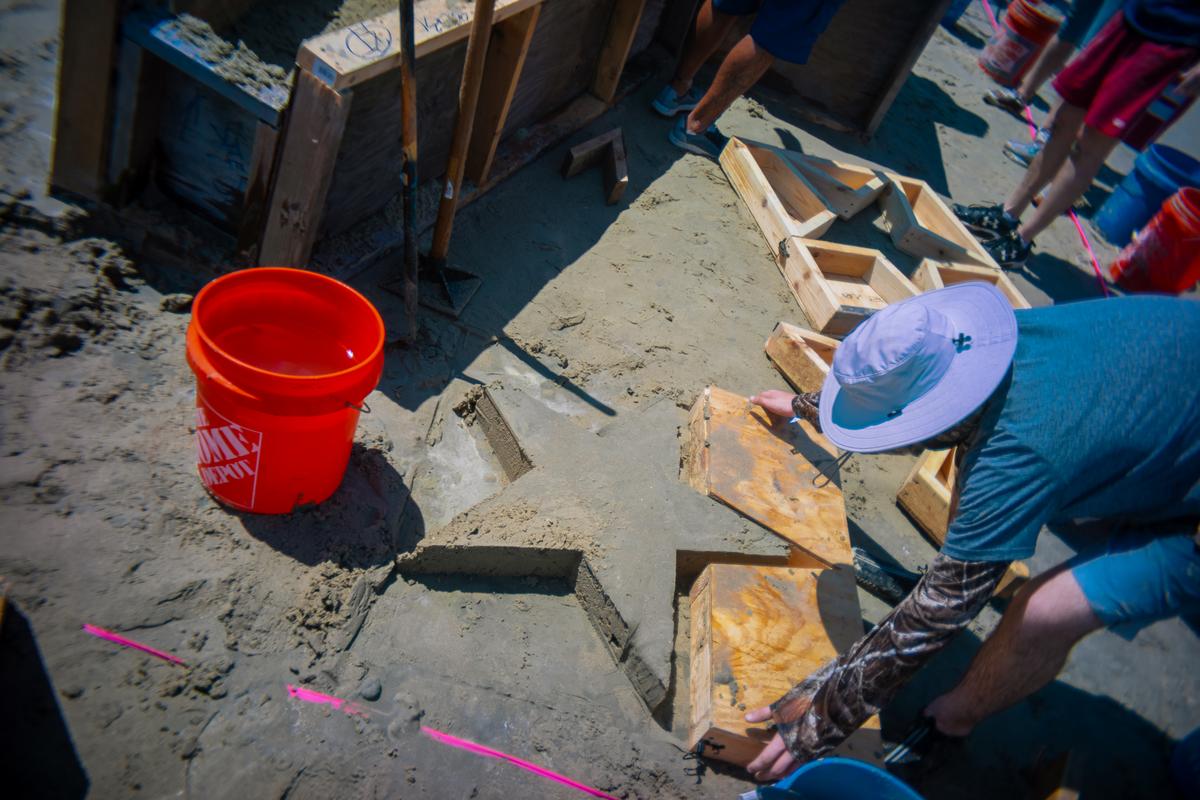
top-left (298, 0), bottom-right (542, 90)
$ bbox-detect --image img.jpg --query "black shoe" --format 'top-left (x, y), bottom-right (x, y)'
top-left (883, 716), bottom-right (965, 778)
top-left (984, 231), bottom-right (1032, 269)
top-left (952, 203), bottom-right (1018, 241)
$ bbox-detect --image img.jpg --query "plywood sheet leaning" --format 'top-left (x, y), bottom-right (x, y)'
top-left (778, 238), bottom-right (919, 338)
top-left (688, 563), bottom-right (882, 767)
top-left (897, 447), bottom-right (1030, 599)
top-left (878, 175), bottom-right (999, 269)
top-left (764, 322), bottom-right (838, 393)
top-left (683, 386), bottom-right (851, 568)
top-left (912, 259), bottom-right (1032, 309)
top-left (786, 153), bottom-right (885, 220)
top-left (719, 137), bottom-right (837, 260)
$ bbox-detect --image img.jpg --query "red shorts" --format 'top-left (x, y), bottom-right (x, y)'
top-left (1052, 13), bottom-right (1198, 150)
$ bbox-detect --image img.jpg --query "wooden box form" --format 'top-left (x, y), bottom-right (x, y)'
top-left (778, 238), bottom-right (919, 338)
top-left (720, 137), bottom-right (837, 260)
top-left (683, 386), bottom-right (851, 568)
top-left (787, 153), bottom-right (885, 221)
top-left (879, 176), bottom-right (999, 269)
top-left (52, 0), bottom-right (665, 270)
top-left (688, 563), bottom-right (880, 767)
top-left (896, 447), bottom-right (1030, 598)
top-left (912, 259), bottom-right (1032, 310)
top-left (764, 321), bottom-right (837, 394)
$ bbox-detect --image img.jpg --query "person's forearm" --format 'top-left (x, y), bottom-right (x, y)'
top-left (770, 553), bottom-right (1010, 761)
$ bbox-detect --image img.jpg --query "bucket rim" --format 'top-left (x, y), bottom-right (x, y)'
top-left (191, 266), bottom-right (386, 385)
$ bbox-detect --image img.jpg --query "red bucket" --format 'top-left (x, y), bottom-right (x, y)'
top-left (185, 268), bottom-right (385, 513)
top-left (1105, 188), bottom-right (1200, 293)
top-left (980, 0), bottom-right (1062, 86)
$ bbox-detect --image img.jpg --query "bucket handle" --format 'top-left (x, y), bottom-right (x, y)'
top-left (345, 399), bottom-right (372, 414)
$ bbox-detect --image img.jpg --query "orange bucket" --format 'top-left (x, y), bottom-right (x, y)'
top-left (185, 268), bottom-right (385, 513)
top-left (1106, 188), bottom-right (1200, 293)
top-left (980, 0), bottom-right (1062, 86)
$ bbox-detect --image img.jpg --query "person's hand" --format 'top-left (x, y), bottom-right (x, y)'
top-left (749, 390), bottom-right (797, 419)
top-left (744, 705), bottom-right (800, 782)
top-left (1180, 63), bottom-right (1200, 98)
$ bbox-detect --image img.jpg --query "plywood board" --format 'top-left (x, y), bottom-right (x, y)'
top-left (298, 0), bottom-right (543, 90)
top-left (763, 322), bottom-right (837, 394)
top-left (683, 386), bottom-right (850, 568)
top-left (879, 176), bottom-right (998, 268)
top-left (912, 259), bottom-right (1031, 310)
top-left (786, 153), bottom-right (885, 220)
top-left (688, 563), bottom-right (880, 766)
top-left (779, 238), bottom-right (918, 337)
top-left (720, 137), bottom-right (836, 261)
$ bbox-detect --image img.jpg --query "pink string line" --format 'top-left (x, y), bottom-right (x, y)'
top-left (421, 726), bottom-right (620, 800)
top-left (82, 623), bottom-right (188, 666)
top-left (978, 0), bottom-right (1111, 297)
top-left (285, 684), bottom-right (371, 718)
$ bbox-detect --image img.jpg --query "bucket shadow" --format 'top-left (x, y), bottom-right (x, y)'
top-left (0, 603), bottom-right (90, 798)
top-left (234, 443), bottom-right (425, 568)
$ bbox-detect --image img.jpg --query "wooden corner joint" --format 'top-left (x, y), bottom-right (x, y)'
top-left (561, 128), bottom-right (628, 205)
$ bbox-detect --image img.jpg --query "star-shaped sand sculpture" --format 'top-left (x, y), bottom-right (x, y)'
top-left (397, 382), bottom-right (844, 711)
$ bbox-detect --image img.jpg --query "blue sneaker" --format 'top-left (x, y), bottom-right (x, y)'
top-left (1002, 128), bottom-right (1049, 167)
top-left (668, 116), bottom-right (728, 159)
top-left (651, 84), bottom-right (702, 117)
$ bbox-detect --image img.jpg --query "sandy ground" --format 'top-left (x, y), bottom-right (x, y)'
top-left (2, 1), bottom-right (1198, 798)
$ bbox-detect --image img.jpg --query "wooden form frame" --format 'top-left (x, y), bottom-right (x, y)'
top-left (720, 137), bottom-right (836, 261)
top-left (778, 238), bottom-right (919, 337)
top-left (763, 321), bottom-right (837, 394)
top-left (879, 176), bottom-right (999, 269)
top-left (683, 386), bottom-right (850, 568)
top-left (787, 153), bottom-right (885, 220)
top-left (688, 563), bottom-right (880, 767)
top-left (912, 258), bottom-right (1032, 309)
top-left (896, 448), bottom-right (1030, 598)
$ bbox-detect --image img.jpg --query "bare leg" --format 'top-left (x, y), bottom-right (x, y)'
top-left (1016, 124), bottom-right (1119, 241)
top-left (1016, 36), bottom-right (1075, 104)
top-left (686, 34), bottom-right (774, 132)
top-left (671, 0), bottom-right (738, 95)
top-left (1004, 102), bottom-right (1086, 218)
top-left (924, 568), bottom-right (1102, 736)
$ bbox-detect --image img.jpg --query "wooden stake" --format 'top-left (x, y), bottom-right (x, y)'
top-left (561, 128), bottom-right (628, 205)
top-left (399, 0), bottom-right (420, 342)
top-left (428, 0), bottom-right (497, 264)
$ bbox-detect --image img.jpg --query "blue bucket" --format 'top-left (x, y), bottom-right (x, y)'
top-left (942, 0), bottom-right (972, 28)
top-left (767, 757), bottom-right (923, 799)
top-left (1095, 145), bottom-right (1200, 245)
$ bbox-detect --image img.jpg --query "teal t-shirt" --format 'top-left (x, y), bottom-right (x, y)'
top-left (942, 296), bottom-right (1200, 562)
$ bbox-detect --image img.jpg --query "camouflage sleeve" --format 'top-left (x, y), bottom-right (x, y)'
top-left (791, 392), bottom-right (822, 428)
top-left (769, 553), bottom-right (1009, 762)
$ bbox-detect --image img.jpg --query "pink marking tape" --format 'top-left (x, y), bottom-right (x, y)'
top-left (421, 726), bottom-right (619, 800)
top-left (82, 623), bottom-right (187, 666)
top-left (286, 684), bottom-right (371, 718)
top-left (979, 0), bottom-right (1111, 297)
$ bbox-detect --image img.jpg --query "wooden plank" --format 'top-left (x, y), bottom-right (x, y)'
top-left (764, 322), bottom-right (837, 394)
top-left (258, 70), bottom-right (352, 267)
top-left (298, 0), bottom-right (542, 91)
top-left (562, 128), bottom-right (622, 177)
top-left (683, 386), bottom-right (850, 568)
top-left (107, 39), bottom-right (167, 206)
top-left (912, 259), bottom-right (1032, 310)
top-left (236, 121), bottom-right (281, 262)
top-left (879, 176), bottom-right (998, 268)
top-left (464, 4), bottom-right (541, 185)
top-left (862, 0), bottom-right (950, 136)
top-left (591, 0), bottom-right (647, 103)
top-left (688, 563), bottom-right (879, 767)
top-left (605, 132), bottom-right (628, 205)
top-left (123, 11), bottom-right (288, 126)
top-left (50, 0), bottom-right (122, 199)
top-left (779, 238), bottom-right (918, 337)
top-left (784, 152), bottom-right (885, 221)
top-left (720, 137), bottom-right (836, 261)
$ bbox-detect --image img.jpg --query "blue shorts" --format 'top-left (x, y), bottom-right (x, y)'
top-left (1072, 525), bottom-right (1200, 633)
top-left (711, 0), bottom-right (845, 64)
